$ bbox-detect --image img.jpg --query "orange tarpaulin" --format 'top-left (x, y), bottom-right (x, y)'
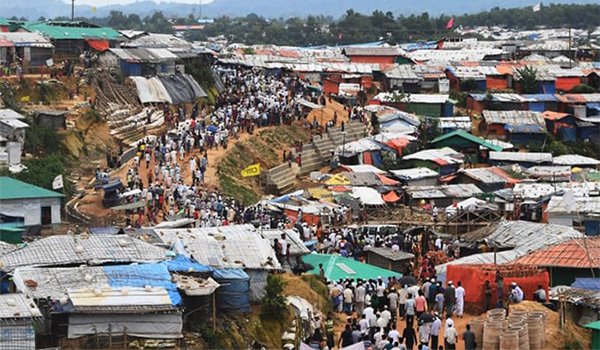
top-left (86, 39), bottom-right (109, 52)
top-left (382, 191), bottom-right (401, 202)
top-left (378, 174), bottom-right (400, 186)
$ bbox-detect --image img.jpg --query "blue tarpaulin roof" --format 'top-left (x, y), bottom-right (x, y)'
top-left (164, 254), bottom-right (212, 273)
top-left (522, 94), bottom-right (558, 102)
top-left (212, 268), bottom-right (249, 280)
top-left (103, 264), bottom-right (182, 306)
top-left (587, 102), bottom-right (600, 111)
top-left (571, 278), bottom-right (600, 291)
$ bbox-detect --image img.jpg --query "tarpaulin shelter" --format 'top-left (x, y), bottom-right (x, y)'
top-left (351, 186), bottom-right (386, 206)
top-left (446, 264), bottom-right (549, 314)
top-left (86, 39), bottom-right (108, 52)
top-left (382, 191), bottom-right (401, 203)
top-left (302, 253), bottom-right (401, 281)
top-left (572, 278), bottom-right (600, 291)
top-left (212, 269), bottom-right (251, 313)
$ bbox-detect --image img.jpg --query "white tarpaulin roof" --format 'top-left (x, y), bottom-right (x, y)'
top-left (130, 76), bottom-right (172, 104)
top-left (351, 187), bottom-right (385, 206)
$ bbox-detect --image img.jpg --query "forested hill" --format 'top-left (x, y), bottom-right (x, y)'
top-left (6, 4), bottom-right (600, 46)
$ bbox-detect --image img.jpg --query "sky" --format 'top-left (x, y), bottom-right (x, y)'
top-left (64, 0), bottom-right (213, 6)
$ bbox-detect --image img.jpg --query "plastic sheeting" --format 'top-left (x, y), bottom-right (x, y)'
top-left (130, 76), bottom-right (172, 104)
top-left (572, 278), bottom-right (600, 291)
top-left (103, 264), bottom-right (181, 306)
top-left (68, 313), bottom-right (183, 339)
top-left (246, 269), bottom-right (268, 301)
top-left (212, 269), bottom-right (251, 313)
top-left (158, 74), bottom-right (207, 105)
top-left (163, 254), bottom-right (212, 273)
top-left (351, 187), bottom-right (386, 206)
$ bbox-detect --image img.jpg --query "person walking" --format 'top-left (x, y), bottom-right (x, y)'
top-left (444, 281), bottom-right (456, 318)
top-left (403, 326), bottom-right (418, 350)
top-left (405, 293), bottom-right (416, 329)
top-left (444, 319), bottom-right (458, 350)
top-left (454, 281), bottom-right (465, 318)
top-left (430, 313), bottom-right (441, 350)
top-left (463, 324), bottom-right (476, 350)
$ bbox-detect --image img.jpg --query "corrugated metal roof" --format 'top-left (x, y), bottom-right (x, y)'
top-left (0, 109), bottom-right (25, 119)
top-left (489, 151), bottom-right (552, 164)
top-left (554, 93), bottom-right (600, 103)
top-left (364, 247), bottom-right (414, 261)
top-left (431, 130), bottom-right (503, 151)
top-left (403, 147), bottom-right (464, 165)
top-left (261, 228), bottom-right (310, 256)
top-left (438, 220), bottom-right (584, 276)
top-left (390, 167), bottom-right (439, 180)
top-left (0, 32), bottom-right (53, 48)
top-left (482, 110), bottom-right (545, 126)
top-left (546, 196), bottom-right (600, 216)
top-left (109, 48), bottom-right (178, 62)
top-left (513, 238), bottom-right (600, 268)
top-left (0, 177), bottom-right (63, 201)
top-left (343, 46), bottom-right (405, 57)
top-left (0, 118), bottom-right (29, 129)
top-left (405, 184), bottom-right (482, 199)
top-left (550, 287), bottom-right (600, 309)
top-left (553, 154), bottom-right (600, 166)
top-left (0, 294), bottom-right (41, 320)
top-left (408, 49), bottom-right (504, 62)
top-left (1, 235), bottom-right (169, 271)
top-left (156, 224), bottom-right (281, 270)
top-left (0, 241), bottom-right (16, 255)
top-left (460, 167), bottom-right (517, 184)
top-left (374, 93), bottom-right (449, 104)
top-left (121, 33), bottom-right (191, 49)
top-left (513, 182), bottom-right (600, 199)
top-left (383, 65), bottom-right (421, 81)
top-left (24, 22), bottom-right (121, 40)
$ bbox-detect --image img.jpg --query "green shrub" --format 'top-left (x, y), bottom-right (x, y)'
top-left (260, 274), bottom-right (289, 321)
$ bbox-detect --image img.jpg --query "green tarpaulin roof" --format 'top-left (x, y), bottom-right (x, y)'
top-left (0, 18), bottom-right (9, 26)
top-left (302, 253), bottom-right (402, 281)
top-left (0, 177), bottom-right (64, 200)
top-left (585, 320), bottom-right (600, 330)
top-left (431, 129), bottom-right (503, 152)
top-left (22, 22), bottom-right (122, 40)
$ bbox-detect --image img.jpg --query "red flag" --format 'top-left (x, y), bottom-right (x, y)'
top-left (446, 17), bottom-right (454, 29)
top-left (338, 32), bottom-right (342, 40)
top-left (409, 35), bottom-right (413, 41)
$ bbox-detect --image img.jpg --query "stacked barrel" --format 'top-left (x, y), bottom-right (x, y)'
top-left (468, 308), bottom-right (547, 350)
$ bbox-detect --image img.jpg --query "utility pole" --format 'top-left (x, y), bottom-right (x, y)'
top-left (198, 0), bottom-right (202, 19)
top-left (71, 0), bottom-right (75, 21)
top-left (568, 27), bottom-right (572, 68)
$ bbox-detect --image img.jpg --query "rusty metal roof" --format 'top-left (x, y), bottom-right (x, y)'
top-left (513, 238), bottom-right (600, 268)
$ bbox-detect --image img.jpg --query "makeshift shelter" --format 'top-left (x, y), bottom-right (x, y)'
top-left (553, 154), bottom-right (600, 168)
top-left (261, 228), bottom-right (310, 257)
top-left (430, 130), bottom-right (502, 163)
top-left (0, 293), bottom-right (42, 349)
top-left (212, 269), bottom-right (251, 313)
top-left (437, 220), bottom-right (584, 280)
top-left (402, 147), bottom-right (464, 175)
top-left (546, 196), bottom-right (600, 235)
top-left (513, 238), bottom-right (600, 286)
top-left (481, 110), bottom-right (546, 143)
top-left (101, 48), bottom-right (178, 76)
top-left (403, 184), bottom-right (482, 207)
top-left (0, 234), bottom-right (170, 272)
top-left (364, 247), bottom-right (414, 274)
top-left (390, 167), bottom-right (439, 186)
top-left (455, 167), bottom-right (519, 192)
top-left (35, 110), bottom-right (68, 130)
top-left (489, 152), bottom-right (553, 167)
top-left (572, 278), bottom-right (600, 291)
top-left (0, 177), bottom-right (63, 237)
top-left (302, 254), bottom-right (401, 281)
top-left (158, 225), bottom-right (279, 300)
top-left (445, 264), bottom-right (549, 314)
top-left (351, 186), bottom-right (386, 206)
top-left (584, 320), bottom-right (600, 350)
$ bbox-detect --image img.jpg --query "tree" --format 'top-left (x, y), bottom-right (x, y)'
top-left (260, 274), bottom-right (288, 321)
top-left (516, 66), bottom-right (538, 94)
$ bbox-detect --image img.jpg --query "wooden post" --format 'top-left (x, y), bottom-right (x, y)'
top-left (212, 292), bottom-right (217, 330)
top-left (109, 324), bottom-right (112, 348)
top-left (123, 328), bottom-right (127, 350)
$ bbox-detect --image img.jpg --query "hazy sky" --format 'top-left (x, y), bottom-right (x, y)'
top-left (66, 0), bottom-right (213, 6)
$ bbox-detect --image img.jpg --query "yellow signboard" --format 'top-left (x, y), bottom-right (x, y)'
top-left (241, 163), bottom-right (260, 177)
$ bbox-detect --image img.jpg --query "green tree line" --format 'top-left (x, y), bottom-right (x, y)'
top-left (25, 3), bottom-right (598, 46)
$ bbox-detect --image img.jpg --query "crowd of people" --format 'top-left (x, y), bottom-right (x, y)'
top-left (299, 277), bottom-right (472, 350)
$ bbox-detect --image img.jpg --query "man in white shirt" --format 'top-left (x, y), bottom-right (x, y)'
top-left (355, 282), bottom-right (366, 316)
top-left (430, 314), bottom-right (442, 350)
top-left (381, 305), bottom-right (392, 326)
top-left (455, 281), bottom-right (465, 318)
top-left (399, 285), bottom-right (408, 319)
top-left (444, 320), bottom-right (459, 350)
top-left (388, 327), bottom-right (400, 344)
top-left (359, 314), bottom-right (369, 336)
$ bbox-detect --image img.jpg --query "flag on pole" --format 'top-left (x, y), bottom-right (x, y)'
top-left (338, 32), bottom-right (342, 40)
top-left (91, 6), bottom-right (96, 12)
top-left (241, 164), bottom-right (260, 178)
top-left (446, 18), bottom-right (454, 29)
top-left (52, 174), bottom-right (64, 190)
top-left (532, 3), bottom-right (541, 12)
